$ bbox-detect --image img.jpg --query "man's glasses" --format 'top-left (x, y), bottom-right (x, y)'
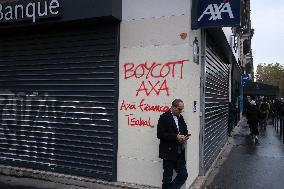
top-left (177, 108), bottom-right (183, 111)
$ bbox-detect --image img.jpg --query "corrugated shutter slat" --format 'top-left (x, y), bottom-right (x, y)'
top-left (203, 45), bottom-right (230, 173)
top-left (0, 22), bottom-right (118, 181)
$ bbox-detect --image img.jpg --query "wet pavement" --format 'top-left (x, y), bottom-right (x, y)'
top-left (204, 118), bottom-right (284, 189)
top-left (1, 118), bottom-right (284, 189)
top-left (0, 175), bottom-right (88, 189)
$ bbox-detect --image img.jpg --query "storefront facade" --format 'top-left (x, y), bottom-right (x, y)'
top-left (0, 0), bottom-right (240, 188)
top-left (0, 0), bottom-right (121, 181)
top-left (118, 0), bottom-right (201, 187)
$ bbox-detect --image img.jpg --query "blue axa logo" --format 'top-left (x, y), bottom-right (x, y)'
top-left (198, 2), bottom-right (234, 22)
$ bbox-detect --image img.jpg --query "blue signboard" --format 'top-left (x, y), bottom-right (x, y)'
top-left (242, 74), bottom-right (249, 81)
top-left (242, 74), bottom-right (249, 84)
top-left (192, 0), bottom-right (240, 29)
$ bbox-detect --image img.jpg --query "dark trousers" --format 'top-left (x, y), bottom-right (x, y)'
top-left (162, 155), bottom-right (188, 189)
top-left (249, 122), bottom-right (259, 135)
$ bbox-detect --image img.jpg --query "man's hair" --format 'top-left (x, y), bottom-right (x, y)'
top-left (172, 99), bottom-right (183, 107)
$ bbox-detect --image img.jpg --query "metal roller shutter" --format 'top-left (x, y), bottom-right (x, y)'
top-left (203, 44), bottom-right (230, 173)
top-left (0, 22), bottom-right (118, 181)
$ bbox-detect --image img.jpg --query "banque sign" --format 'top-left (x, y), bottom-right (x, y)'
top-left (0, 0), bottom-right (60, 23)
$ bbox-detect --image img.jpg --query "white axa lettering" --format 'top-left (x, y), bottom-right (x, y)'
top-left (198, 2), bottom-right (234, 22)
top-left (0, 0), bottom-right (59, 23)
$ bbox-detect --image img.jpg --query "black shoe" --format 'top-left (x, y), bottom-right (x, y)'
top-left (255, 136), bottom-right (259, 143)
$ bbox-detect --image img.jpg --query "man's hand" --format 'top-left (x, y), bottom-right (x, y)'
top-left (184, 134), bottom-right (190, 141)
top-left (177, 133), bottom-right (190, 143)
top-left (177, 134), bottom-right (184, 142)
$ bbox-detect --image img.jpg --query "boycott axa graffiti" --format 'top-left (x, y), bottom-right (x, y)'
top-left (124, 60), bottom-right (188, 79)
top-left (124, 60), bottom-right (188, 96)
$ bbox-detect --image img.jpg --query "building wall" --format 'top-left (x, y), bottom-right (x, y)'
top-left (118, 0), bottom-right (201, 187)
top-left (223, 27), bottom-right (233, 103)
top-left (223, 27), bottom-right (241, 122)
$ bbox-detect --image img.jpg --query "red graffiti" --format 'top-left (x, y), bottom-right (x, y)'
top-left (120, 100), bottom-right (136, 110)
top-left (124, 60), bottom-right (188, 80)
top-left (138, 99), bottom-right (169, 112)
top-left (136, 79), bottom-right (169, 96)
top-left (125, 114), bottom-right (154, 128)
top-left (119, 99), bottom-right (169, 113)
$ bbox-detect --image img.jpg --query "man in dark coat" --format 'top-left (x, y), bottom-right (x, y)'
top-left (157, 99), bottom-right (189, 189)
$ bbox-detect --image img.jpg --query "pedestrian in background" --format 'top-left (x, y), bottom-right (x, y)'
top-left (157, 99), bottom-right (190, 189)
top-left (259, 99), bottom-right (270, 130)
top-left (279, 98), bottom-right (284, 118)
top-left (246, 98), bottom-right (260, 143)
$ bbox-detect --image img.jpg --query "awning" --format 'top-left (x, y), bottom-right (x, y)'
top-left (244, 81), bottom-right (280, 96)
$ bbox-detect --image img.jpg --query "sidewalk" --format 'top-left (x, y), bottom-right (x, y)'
top-left (2, 118), bottom-right (283, 189)
top-left (0, 175), bottom-right (88, 189)
top-left (203, 118), bottom-right (284, 189)
top-left (0, 168), bottom-right (157, 189)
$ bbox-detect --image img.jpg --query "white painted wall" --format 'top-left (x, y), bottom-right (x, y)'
top-left (118, 0), bottom-right (201, 187)
top-left (223, 28), bottom-right (233, 102)
top-left (223, 27), bottom-right (239, 62)
top-left (223, 27), bottom-right (240, 103)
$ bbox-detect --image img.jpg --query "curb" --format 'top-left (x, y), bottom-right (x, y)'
top-left (0, 165), bottom-right (158, 189)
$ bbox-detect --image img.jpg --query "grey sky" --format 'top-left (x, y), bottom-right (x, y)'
top-left (251, 0), bottom-right (284, 70)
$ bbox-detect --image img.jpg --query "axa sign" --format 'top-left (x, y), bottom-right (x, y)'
top-left (193, 0), bottom-right (240, 28)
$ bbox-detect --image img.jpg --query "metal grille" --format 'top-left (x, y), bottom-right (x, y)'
top-left (0, 22), bottom-right (118, 180)
top-left (203, 45), bottom-right (229, 173)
